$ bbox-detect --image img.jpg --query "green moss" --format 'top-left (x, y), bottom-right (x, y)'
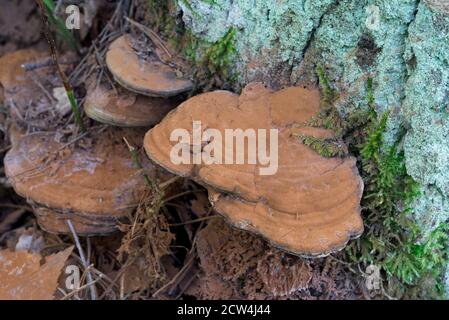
top-left (309, 67), bottom-right (448, 298)
top-left (304, 65), bottom-right (345, 137)
top-left (203, 28), bottom-right (237, 77)
top-left (145, 0), bottom-right (178, 38)
top-left (144, 1), bottom-right (237, 90)
top-left (343, 79), bottom-right (448, 299)
top-left (296, 135), bottom-right (346, 158)
top-left (384, 224), bottom-right (448, 287)
top-left (297, 66), bottom-right (348, 157)
top-left (316, 64), bottom-right (337, 107)
top-left (185, 27), bottom-right (238, 88)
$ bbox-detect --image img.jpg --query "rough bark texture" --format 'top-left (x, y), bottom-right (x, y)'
top-left (177, 0), bottom-right (449, 292)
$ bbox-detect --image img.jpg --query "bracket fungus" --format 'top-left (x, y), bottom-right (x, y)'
top-left (84, 83), bottom-right (179, 127)
top-left (0, 49), bottom-right (45, 108)
top-left (144, 83), bottom-right (364, 257)
top-left (0, 49), bottom-right (74, 129)
top-left (4, 128), bottom-right (162, 235)
top-left (106, 34), bottom-right (193, 98)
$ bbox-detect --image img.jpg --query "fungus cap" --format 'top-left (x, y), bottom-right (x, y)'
top-left (4, 128), bottom-right (160, 235)
top-left (0, 49), bottom-right (43, 89)
top-left (143, 83), bottom-right (364, 256)
top-left (0, 49), bottom-right (45, 108)
top-left (84, 84), bottom-right (179, 127)
top-left (106, 34), bottom-right (193, 97)
top-left (0, 49), bottom-right (72, 128)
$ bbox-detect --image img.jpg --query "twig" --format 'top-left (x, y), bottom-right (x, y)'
top-left (123, 137), bottom-right (161, 194)
top-left (9, 100), bottom-right (24, 122)
top-left (22, 57), bottom-right (78, 72)
top-left (61, 277), bottom-right (102, 300)
top-left (28, 72), bottom-right (55, 102)
top-left (66, 219), bottom-right (97, 300)
top-left (169, 215), bottom-right (218, 227)
top-left (35, 0), bottom-right (86, 132)
top-left (159, 176), bottom-right (182, 190)
top-left (125, 17), bottom-right (173, 59)
top-left (152, 254), bottom-right (195, 298)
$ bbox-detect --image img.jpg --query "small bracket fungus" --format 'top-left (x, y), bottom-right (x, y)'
top-left (84, 83), bottom-right (179, 127)
top-left (0, 49), bottom-right (73, 129)
top-left (106, 34), bottom-right (193, 98)
top-left (4, 128), bottom-right (163, 235)
top-left (144, 83), bottom-right (364, 257)
top-left (0, 49), bottom-right (46, 110)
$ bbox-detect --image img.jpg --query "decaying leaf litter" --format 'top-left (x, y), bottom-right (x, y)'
top-left (0, 0), bottom-right (372, 300)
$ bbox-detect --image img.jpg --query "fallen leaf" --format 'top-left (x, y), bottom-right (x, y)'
top-left (0, 246), bottom-right (74, 300)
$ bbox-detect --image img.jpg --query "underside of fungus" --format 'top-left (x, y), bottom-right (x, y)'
top-left (144, 83), bottom-right (364, 256)
top-left (106, 34), bottom-right (193, 98)
top-left (4, 128), bottom-right (162, 235)
top-left (84, 83), bottom-right (180, 127)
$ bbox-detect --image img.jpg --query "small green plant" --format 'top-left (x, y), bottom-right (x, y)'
top-left (42, 0), bottom-right (79, 51)
top-left (296, 65), bottom-right (349, 157)
top-left (36, 0), bottom-right (85, 132)
top-left (307, 65), bottom-right (346, 137)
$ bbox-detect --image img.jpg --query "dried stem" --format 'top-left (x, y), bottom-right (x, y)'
top-left (66, 220), bottom-right (97, 300)
top-left (123, 137), bottom-right (161, 194)
top-left (35, 0), bottom-right (86, 132)
top-left (125, 17), bottom-right (173, 59)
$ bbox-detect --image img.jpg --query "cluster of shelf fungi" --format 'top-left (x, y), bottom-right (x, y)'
top-left (0, 32), bottom-right (364, 298)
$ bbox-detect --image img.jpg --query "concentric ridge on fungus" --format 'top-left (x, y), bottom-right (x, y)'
top-left (4, 128), bottom-right (160, 235)
top-left (84, 83), bottom-right (179, 127)
top-left (106, 34), bottom-right (193, 98)
top-left (143, 83), bottom-right (364, 257)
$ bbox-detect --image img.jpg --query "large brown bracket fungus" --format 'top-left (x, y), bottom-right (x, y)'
top-left (4, 128), bottom-right (162, 235)
top-left (144, 83), bottom-right (364, 257)
top-left (106, 34), bottom-right (193, 98)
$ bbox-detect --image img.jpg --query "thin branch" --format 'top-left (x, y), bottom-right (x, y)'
top-left (66, 219), bottom-right (97, 300)
top-left (125, 17), bottom-right (173, 59)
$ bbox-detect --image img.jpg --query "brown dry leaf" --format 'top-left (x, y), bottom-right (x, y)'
top-left (0, 246), bottom-right (74, 300)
